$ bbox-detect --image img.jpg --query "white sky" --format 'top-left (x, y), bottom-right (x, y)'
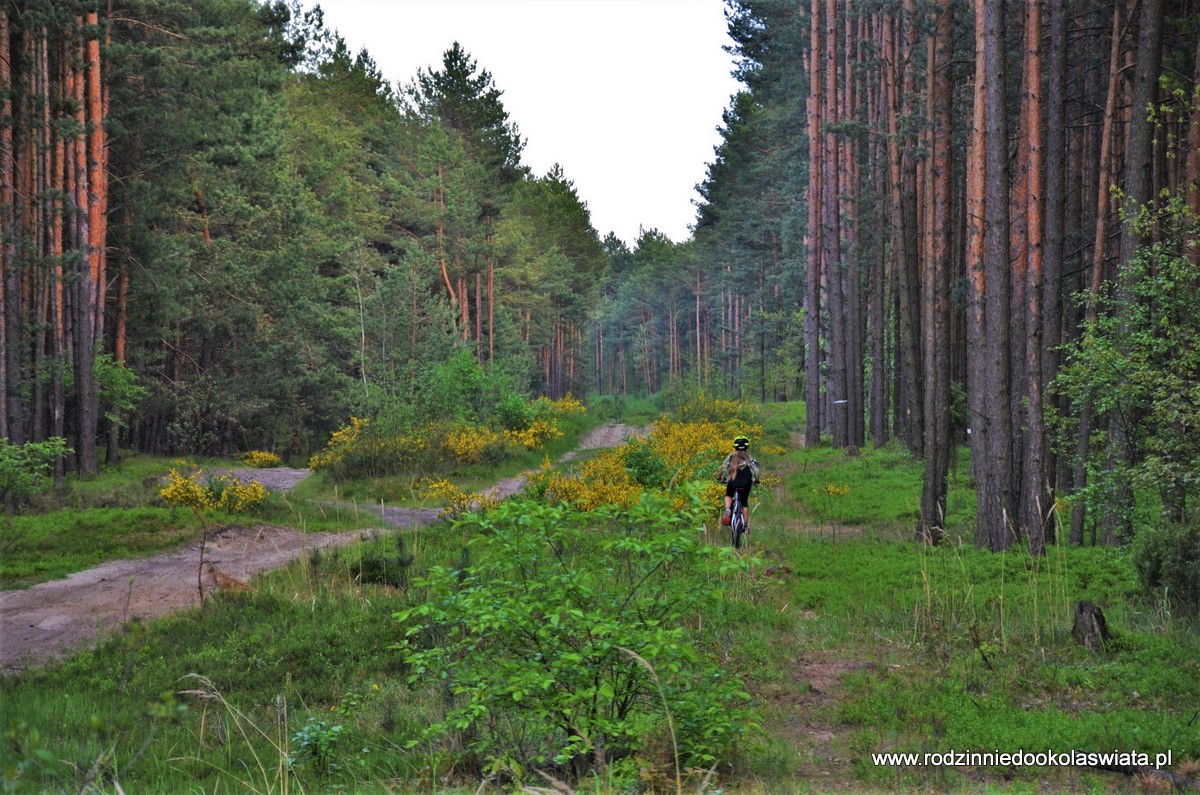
top-left (304, 0), bottom-right (743, 246)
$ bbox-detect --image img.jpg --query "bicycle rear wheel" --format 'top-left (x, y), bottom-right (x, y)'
top-left (730, 496), bottom-right (745, 548)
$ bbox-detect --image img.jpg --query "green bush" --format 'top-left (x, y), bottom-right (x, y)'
top-left (1132, 520), bottom-right (1200, 614)
top-left (621, 437), bottom-right (669, 489)
top-left (0, 437), bottom-right (71, 509)
top-left (394, 494), bottom-right (757, 786)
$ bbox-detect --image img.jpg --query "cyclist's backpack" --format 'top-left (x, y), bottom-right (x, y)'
top-left (748, 458), bottom-right (761, 482)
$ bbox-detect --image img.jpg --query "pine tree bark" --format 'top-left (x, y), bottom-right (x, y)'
top-left (1041, 0), bottom-right (1066, 511)
top-left (823, 0), bottom-right (848, 448)
top-left (804, 0), bottom-right (823, 446)
top-left (1188, 35), bottom-right (1200, 252)
top-left (71, 19), bottom-right (98, 474)
top-left (0, 8), bottom-right (12, 442)
top-left (886, 11), bottom-right (922, 455)
top-left (1021, 0), bottom-right (1050, 554)
top-left (919, 2), bottom-right (953, 545)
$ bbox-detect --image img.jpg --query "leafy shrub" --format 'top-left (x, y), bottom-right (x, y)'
top-left (525, 416), bottom-right (747, 512)
top-left (394, 496), bottom-right (756, 786)
top-left (311, 395), bottom-right (584, 480)
top-left (1131, 520), bottom-right (1200, 614)
top-left (495, 391), bottom-right (532, 430)
top-left (159, 469), bottom-right (267, 515)
top-left (622, 437), bottom-right (669, 489)
top-left (441, 424), bottom-right (509, 464)
top-left (420, 477), bottom-right (499, 518)
top-left (308, 417), bottom-right (430, 479)
top-left (0, 437), bottom-right (71, 508)
top-left (674, 393), bottom-right (762, 429)
top-left (352, 536), bottom-right (414, 588)
top-left (239, 450), bottom-right (282, 468)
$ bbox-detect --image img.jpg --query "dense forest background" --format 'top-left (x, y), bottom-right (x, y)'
top-left (2, 0), bottom-right (1198, 554)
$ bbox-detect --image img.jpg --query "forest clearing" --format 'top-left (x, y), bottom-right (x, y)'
top-left (3, 400), bottom-right (1199, 793)
top-left (2, 0), bottom-right (1200, 792)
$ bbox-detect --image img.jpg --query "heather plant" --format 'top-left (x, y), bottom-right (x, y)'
top-left (394, 494), bottom-right (757, 787)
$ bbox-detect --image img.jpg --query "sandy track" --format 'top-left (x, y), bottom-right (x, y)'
top-left (0, 423), bottom-right (644, 673)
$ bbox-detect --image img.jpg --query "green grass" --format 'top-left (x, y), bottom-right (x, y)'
top-left (0, 508), bottom-right (199, 588)
top-left (3, 401), bottom-right (1198, 793)
top-left (2, 454), bottom-right (384, 590)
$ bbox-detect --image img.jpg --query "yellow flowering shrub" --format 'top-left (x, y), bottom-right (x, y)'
top-left (160, 469), bottom-right (267, 515)
top-left (505, 417), bottom-right (563, 450)
top-left (442, 425), bottom-right (507, 464)
top-left (312, 395), bottom-right (588, 481)
top-left (524, 450), bottom-right (642, 510)
top-left (421, 477), bottom-right (499, 518)
top-left (675, 394), bottom-right (761, 427)
top-left (239, 450), bottom-right (282, 468)
top-left (521, 408), bottom-right (774, 519)
top-left (160, 468), bottom-right (212, 511)
top-left (212, 476), bottom-right (268, 513)
top-left (309, 416), bottom-right (370, 471)
top-left (548, 394), bottom-right (586, 415)
top-left (310, 417), bottom-right (430, 478)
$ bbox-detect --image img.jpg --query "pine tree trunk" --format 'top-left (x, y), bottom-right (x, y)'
top-left (1021, 0), bottom-right (1050, 554)
top-left (1188, 36), bottom-right (1200, 254)
top-left (823, 0), bottom-right (847, 448)
top-left (0, 9), bottom-right (19, 444)
top-left (1041, 0), bottom-right (1066, 515)
top-left (886, 12), bottom-right (922, 455)
top-left (804, 0), bottom-right (823, 446)
top-left (919, 3), bottom-right (953, 545)
top-left (981, 0), bottom-right (1014, 550)
top-left (965, 0), bottom-right (991, 549)
top-left (1072, 3), bottom-right (1128, 544)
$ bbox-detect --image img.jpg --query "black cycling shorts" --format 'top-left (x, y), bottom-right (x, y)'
top-left (725, 481), bottom-right (752, 505)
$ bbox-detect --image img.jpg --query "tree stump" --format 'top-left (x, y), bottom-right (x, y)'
top-left (1072, 600), bottom-right (1109, 651)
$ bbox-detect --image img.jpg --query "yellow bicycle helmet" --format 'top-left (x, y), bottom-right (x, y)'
top-left (733, 435), bottom-right (750, 450)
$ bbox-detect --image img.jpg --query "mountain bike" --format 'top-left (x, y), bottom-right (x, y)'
top-left (729, 490), bottom-right (747, 549)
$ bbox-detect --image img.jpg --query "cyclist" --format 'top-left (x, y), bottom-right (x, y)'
top-left (719, 434), bottom-right (761, 532)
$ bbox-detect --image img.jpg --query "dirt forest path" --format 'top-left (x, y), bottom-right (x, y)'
top-left (0, 423), bottom-right (647, 673)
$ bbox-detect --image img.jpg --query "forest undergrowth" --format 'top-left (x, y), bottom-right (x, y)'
top-left (2, 399), bottom-right (1199, 794)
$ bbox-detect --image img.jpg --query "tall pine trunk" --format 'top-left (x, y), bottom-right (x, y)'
top-left (1021, 0), bottom-right (1050, 554)
top-left (918, 2), bottom-right (953, 545)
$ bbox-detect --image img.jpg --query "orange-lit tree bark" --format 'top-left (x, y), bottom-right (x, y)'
top-left (965, 0), bottom-right (1015, 551)
top-left (1020, 0), bottom-right (1050, 554)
